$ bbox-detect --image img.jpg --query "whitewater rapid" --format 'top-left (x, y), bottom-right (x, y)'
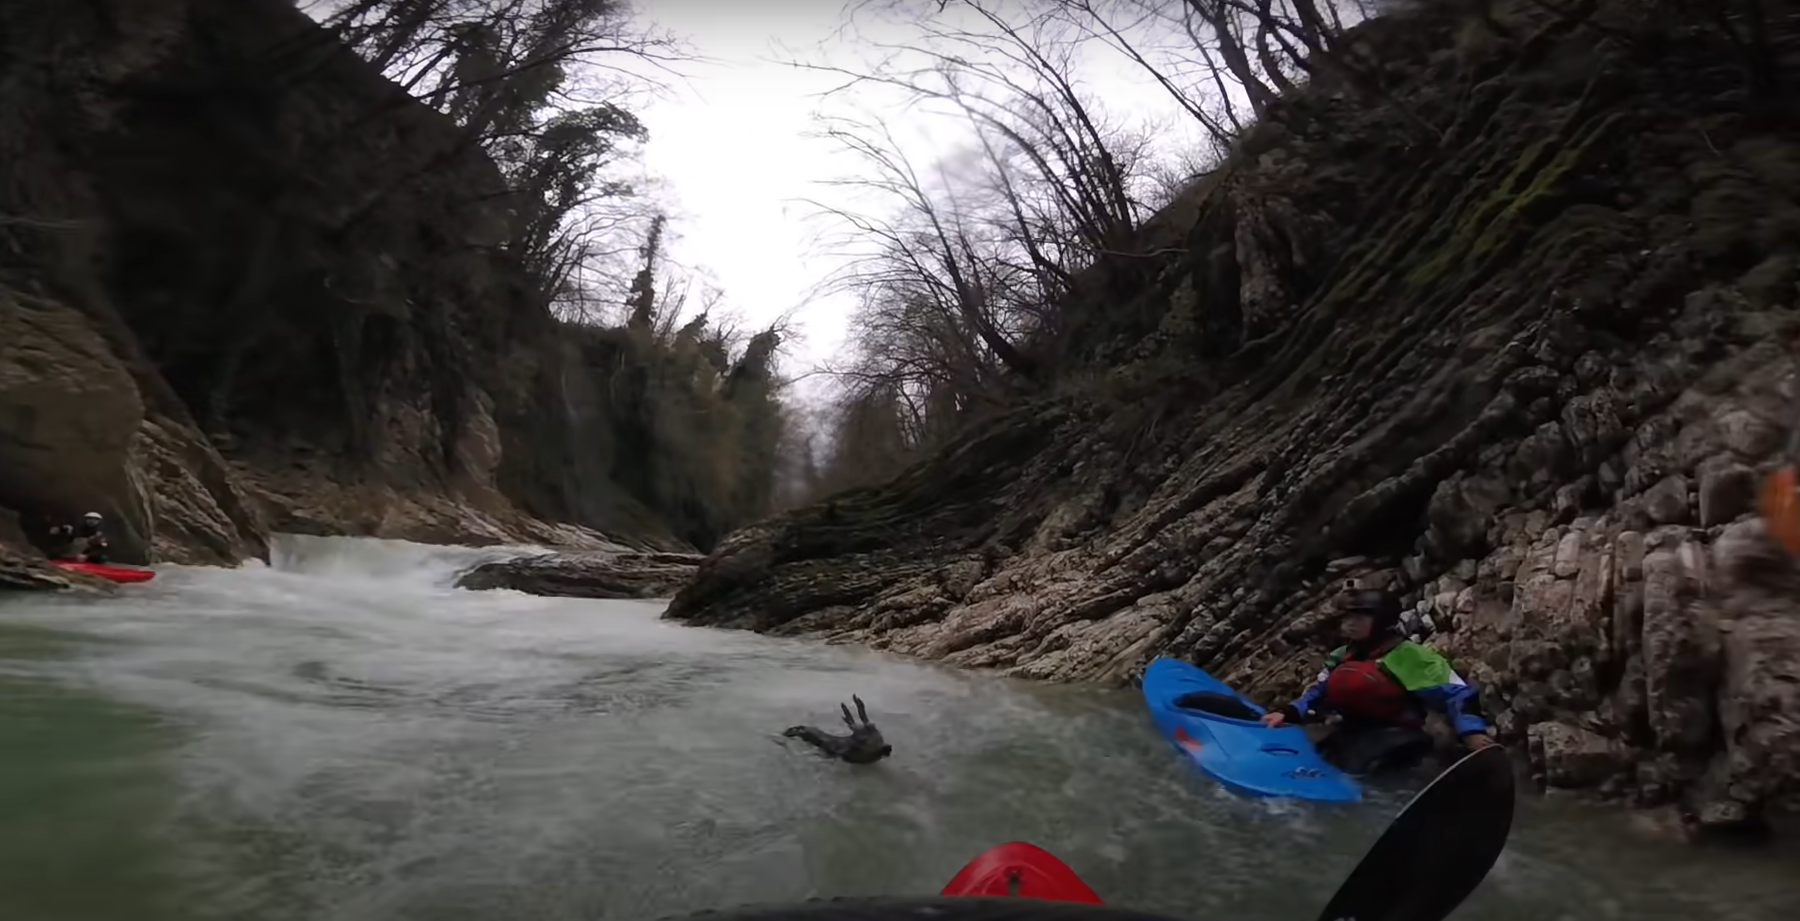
top-left (0, 535), bottom-right (1794, 921)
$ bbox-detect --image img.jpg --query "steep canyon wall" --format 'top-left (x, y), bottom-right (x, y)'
top-left (0, 0), bottom-right (683, 584)
top-left (667, 3), bottom-right (1800, 833)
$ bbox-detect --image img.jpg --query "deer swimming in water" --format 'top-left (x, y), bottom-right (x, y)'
top-left (782, 695), bottom-right (891, 764)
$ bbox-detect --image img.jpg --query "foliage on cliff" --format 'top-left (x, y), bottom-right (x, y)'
top-left (310, 0), bottom-right (679, 313)
top-left (297, 0), bottom-right (796, 550)
top-left (802, 0), bottom-right (1792, 492)
top-left (0, 0), bottom-right (789, 563)
top-left (499, 307), bottom-right (791, 554)
top-left (548, 222), bottom-right (791, 551)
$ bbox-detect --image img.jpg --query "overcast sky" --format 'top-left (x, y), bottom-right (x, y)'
top-left (629, 1), bottom-right (862, 375)
top-left (629, 0), bottom-right (1204, 379)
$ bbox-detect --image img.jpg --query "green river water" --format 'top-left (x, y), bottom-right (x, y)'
top-left (1, 536), bottom-right (1795, 921)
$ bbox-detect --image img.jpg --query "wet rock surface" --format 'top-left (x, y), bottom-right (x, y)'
top-left (666, 7), bottom-right (1800, 833)
top-left (456, 551), bottom-right (703, 599)
top-left (0, 549), bottom-right (82, 593)
top-left (0, 545), bottom-right (116, 594)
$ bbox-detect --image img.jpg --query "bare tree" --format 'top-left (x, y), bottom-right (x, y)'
top-left (311, 0), bottom-right (682, 132)
top-left (810, 113), bottom-right (1041, 395)
top-left (790, 0), bottom-right (1169, 488)
top-left (1048, 0), bottom-right (1244, 149)
top-left (1037, 0), bottom-right (1423, 149)
top-left (813, 380), bottom-right (922, 495)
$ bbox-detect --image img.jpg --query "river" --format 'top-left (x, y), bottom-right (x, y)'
top-left (0, 536), bottom-right (1794, 921)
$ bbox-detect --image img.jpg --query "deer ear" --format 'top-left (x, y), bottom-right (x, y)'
top-left (853, 695), bottom-right (870, 724)
top-left (840, 703), bottom-right (856, 727)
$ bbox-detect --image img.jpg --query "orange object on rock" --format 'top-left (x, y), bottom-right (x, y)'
top-left (1762, 464), bottom-right (1800, 557)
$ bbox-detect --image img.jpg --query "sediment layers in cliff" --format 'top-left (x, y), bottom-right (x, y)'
top-left (667, 3), bottom-right (1800, 833)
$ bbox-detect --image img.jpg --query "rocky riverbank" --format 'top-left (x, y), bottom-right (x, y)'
top-left (456, 550), bottom-right (704, 599)
top-left (0, 548), bottom-right (104, 593)
top-left (666, 2), bottom-right (1800, 836)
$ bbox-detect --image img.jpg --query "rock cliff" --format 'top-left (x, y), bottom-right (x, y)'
top-left (0, 0), bottom-right (687, 577)
top-left (667, 4), bottom-right (1800, 832)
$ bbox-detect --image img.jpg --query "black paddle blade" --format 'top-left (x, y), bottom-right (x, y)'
top-left (1314, 743), bottom-right (1515, 921)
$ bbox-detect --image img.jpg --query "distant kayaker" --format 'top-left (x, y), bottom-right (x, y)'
top-left (1260, 588), bottom-right (1495, 773)
top-left (783, 695), bottom-right (892, 764)
top-left (47, 512), bottom-right (111, 564)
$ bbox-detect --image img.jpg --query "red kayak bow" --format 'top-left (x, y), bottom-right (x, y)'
top-left (657, 749), bottom-right (1512, 921)
top-left (50, 560), bottom-right (156, 584)
top-left (940, 842), bottom-right (1104, 904)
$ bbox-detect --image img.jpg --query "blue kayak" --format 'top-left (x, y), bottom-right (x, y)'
top-left (1141, 657), bottom-right (1362, 803)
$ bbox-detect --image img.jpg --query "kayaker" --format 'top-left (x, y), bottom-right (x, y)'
top-left (783, 695), bottom-right (892, 764)
top-left (47, 512), bottom-right (111, 564)
top-left (1260, 588), bottom-right (1495, 773)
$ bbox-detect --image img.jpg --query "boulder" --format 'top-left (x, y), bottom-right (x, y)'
top-left (129, 415), bottom-right (270, 565)
top-left (1528, 720), bottom-right (1633, 788)
top-left (0, 289), bottom-right (146, 557)
top-left (1695, 454), bottom-right (1757, 528)
top-left (1642, 474), bottom-right (1690, 525)
top-left (1716, 408), bottom-right (1782, 459)
top-left (1710, 521), bottom-right (1800, 817)
top-left (1640, 535), bottom-right (1721, 752)
top-left (456, 551), bottom-right (703, 599)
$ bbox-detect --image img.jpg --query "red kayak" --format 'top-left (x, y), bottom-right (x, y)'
top-left (941, 842), bottom-right (1104, 904)
top-left (50, 560), bottom-right (156, 584)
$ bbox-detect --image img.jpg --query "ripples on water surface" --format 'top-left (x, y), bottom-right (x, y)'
top-left (0, 535), bottom-right (1795, 921)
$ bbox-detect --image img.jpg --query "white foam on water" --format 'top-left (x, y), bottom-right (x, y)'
top-left (264, 532), bottom-right (545, 588)
top-left (0, 534), bottom-right (1793, 921)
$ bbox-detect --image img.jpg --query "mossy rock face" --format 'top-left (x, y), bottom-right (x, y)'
top-left (666, 1), bottom-right (1800, 819)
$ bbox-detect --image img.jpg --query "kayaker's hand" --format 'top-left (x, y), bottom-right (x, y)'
top-left (1465, 732), bottom-right (1496, 751)
top-left (1260, 711), bottom-right (1286, 728)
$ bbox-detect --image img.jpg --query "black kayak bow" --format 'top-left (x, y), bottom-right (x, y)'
top-left (1312, 743), bottom-right (1516, 921)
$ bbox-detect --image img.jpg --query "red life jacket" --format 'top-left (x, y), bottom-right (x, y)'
top-left (1323, 645), bottom-right (1415, 724)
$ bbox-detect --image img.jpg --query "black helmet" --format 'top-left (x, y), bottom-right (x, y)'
top-left (1341, 588), bottom-right (1402, 633)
